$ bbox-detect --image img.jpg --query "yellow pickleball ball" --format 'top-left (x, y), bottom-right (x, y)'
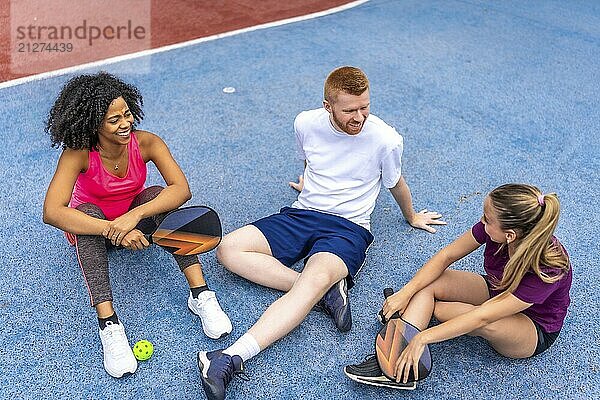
top-left (133, 339), bottom-right (154, 361)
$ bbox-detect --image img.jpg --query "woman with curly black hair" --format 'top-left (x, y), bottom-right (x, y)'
top-left (43, 72), bottom-right (232, 378)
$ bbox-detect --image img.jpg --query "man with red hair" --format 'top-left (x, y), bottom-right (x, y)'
top-left (197, 66), bottom-right (444, 400)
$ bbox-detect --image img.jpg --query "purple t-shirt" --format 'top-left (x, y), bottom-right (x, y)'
top-left (471, 222), bottom-right (572, 333)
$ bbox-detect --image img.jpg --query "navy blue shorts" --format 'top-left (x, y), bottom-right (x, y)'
top-left (252, 207), bottom-right (374, 288)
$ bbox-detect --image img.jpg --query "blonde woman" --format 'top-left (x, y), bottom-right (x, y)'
top-left (346, 183), bottom-right (572, 386)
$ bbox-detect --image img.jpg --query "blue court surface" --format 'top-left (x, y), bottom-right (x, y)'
top-left (1, 0), bottom-right (599, 399)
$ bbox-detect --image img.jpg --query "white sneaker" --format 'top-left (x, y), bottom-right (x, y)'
top-left (99, 321), bottom-right (138, 378)
top-left (188, 291), bottom-right (232, 339)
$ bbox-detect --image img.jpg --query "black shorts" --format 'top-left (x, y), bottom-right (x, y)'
top-left (480, 274), bottom-right (559, 357)
top-left (531, 319), bottom-right (559, 356)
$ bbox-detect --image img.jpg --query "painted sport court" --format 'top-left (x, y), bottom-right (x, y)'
top-left (0, 1), bottom-right (598, 399)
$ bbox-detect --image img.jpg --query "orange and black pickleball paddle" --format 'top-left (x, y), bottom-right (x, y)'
top-left (146, 206), bottom-right (222, 256)
top-left (375, 288), bottom-right (432, 382)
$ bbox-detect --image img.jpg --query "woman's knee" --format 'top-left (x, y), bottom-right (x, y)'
top-left (130, 185), bottom-right (164, 208)
top-left (427, 270), bottom-right (488, 305)
top-left (412, 285), bottom-right (435, 303)
top-left (76, 203), bottom-right (106, 219)
top-left (406, 272), bottom-right (454, 303)
top-left (427, 272), bottom-right (457, 299)
top-left (143, 185), bottom-right (164, 198)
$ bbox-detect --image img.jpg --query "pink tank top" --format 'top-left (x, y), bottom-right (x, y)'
top-left (70, 132), bottom-right (147, 220)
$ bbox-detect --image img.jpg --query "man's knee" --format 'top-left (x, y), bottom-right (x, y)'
top-left (289, 274), bottom-right (333, 303)
top-left (216, 225), bottom-right (270, 268)
top-left (299, 265), bottom-right (342, 293)
top-left (216, 233), bottom-right (238, 269)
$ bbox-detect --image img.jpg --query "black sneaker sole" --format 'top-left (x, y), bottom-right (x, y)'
top-left (344, 368), bottom-right (416, 390)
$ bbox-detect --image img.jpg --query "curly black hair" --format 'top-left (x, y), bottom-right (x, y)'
top-left (45, 72), bottom-right (144, 150)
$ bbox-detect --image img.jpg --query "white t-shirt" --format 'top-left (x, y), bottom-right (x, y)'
top-left (291, 108), bottom-right (403, 230)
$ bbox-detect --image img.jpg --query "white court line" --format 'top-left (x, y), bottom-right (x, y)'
top-left (0, 0), bottom-right (369, 90)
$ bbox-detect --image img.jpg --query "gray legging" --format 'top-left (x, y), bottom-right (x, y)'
top-left (74, 185), bottom-right (198, 307)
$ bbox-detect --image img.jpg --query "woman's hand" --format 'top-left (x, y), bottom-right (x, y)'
top-left (395, 333), bottom-right (426, 383)
top-left (382, 290), bottom-right (412, 320)
top-left (120, 229), bottom-right (150, 250)
top-left (102, 211), bottom-right (142, 246)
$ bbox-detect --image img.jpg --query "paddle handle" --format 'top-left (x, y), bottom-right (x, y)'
top-left (144, 233), bottom-right (153, 245)
top-left (378, 287), bottom-right (400, 324)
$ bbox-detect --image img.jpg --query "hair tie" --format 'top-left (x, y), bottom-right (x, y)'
top-left (537, 194), bottom-right (545, 206)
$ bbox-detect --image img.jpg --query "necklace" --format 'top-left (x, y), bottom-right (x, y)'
top-left (113, 153), bottom-right (123, 170)
top-left (100, 148), bottom-right (127, 171)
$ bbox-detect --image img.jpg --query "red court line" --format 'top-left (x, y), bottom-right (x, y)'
top-left (0, 0), bottom-right (354, 84)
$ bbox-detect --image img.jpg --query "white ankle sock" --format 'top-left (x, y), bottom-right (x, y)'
top-left (223, 333), bottom-right (261, 362)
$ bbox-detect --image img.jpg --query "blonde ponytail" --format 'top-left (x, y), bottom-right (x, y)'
top-left (488, 184), bottom-right (569, 293)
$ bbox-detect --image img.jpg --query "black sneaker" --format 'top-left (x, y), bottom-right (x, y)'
top-left (344, 355), bottom-right (416, 390)
top-left (197, 350), bottom-right (247, 400)
top-left (316, 279), bottom-right (352, 332)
